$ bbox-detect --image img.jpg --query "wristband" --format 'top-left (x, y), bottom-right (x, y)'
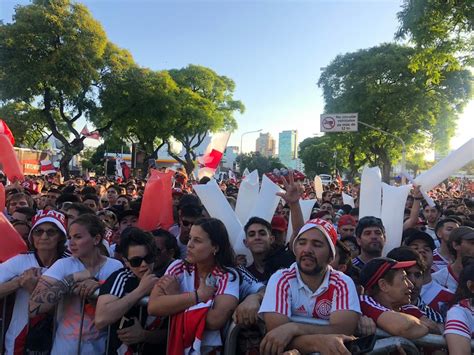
top-left (194, 290), bottom-right (200, 304)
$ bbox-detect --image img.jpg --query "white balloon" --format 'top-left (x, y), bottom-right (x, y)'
top-left (235, 170), bottom-right (260, 224)
top-left (414, 138), bottom-right (474, 191)
top-left (342, 193), bottom-right (355, 208)
top-left (314, 175), bottom-right (323, 200)
top-left (248, 175), bottom-right (283, 224)
top-left (359, 166), bottom-right (382, 219)
top-left (286, 199), bottom-right (317, 243)
top-left (380, 183), bottom-right (412, 256)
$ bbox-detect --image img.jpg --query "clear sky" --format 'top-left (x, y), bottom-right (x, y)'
top-left (1, 0), bottom-right (472, 153)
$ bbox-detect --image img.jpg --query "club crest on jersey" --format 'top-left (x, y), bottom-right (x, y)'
top-left (313, 299), bottom-right (332, 319)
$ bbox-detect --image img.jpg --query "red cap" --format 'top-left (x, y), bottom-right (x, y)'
top-left (271, 215), bottom-right (288, 232)
top-left (338, 215), bottom-right (356, 229)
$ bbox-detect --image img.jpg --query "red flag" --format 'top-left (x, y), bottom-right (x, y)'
top-left (40, 159), bottom-right (56, 175)
top-left (197, 132), bottom-right (230, 180)
top-left (0, 214), bottom-right (28, 262)
top-left (137, 169), bottom-right (174, 231)
top-left (80, 124), bottom-right (100, 140)
top-left (0, 134), bottom-right (24, 182)
top-left (0, 119), bottom-right (15, 145)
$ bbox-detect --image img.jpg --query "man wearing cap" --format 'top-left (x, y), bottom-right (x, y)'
top-left (352, 217), bottom-right (386, 269)
top-left (337, 215), bottom-right (356, 239)
top-left (404, 229), bottom-right (454, 314)
top-left (432, 226), bottom-right (474, 292)
top-left (0, 210), bottom-right (68, 354)
top-left (432, 218), bottom-right (459, 272)
top-left (359, 257), bottom-right (430, 338)
top-left (118, 209), bottom-right (140, 233)
top-left (258, 218), bottom-right (360, 354)
top-left (271, 215), bottom-right (288, 248)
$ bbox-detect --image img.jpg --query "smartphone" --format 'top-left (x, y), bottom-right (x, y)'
top-left (344, 334), bottom-right (376, 355)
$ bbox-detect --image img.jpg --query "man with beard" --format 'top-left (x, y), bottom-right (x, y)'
top-left (432, 218), bottom-right (459, 272)
top-left (422, 203), bottom-right (442, 242)
top-left (359, 257), bottom-right (430, 338)
top-left (258, 219), bottom-right (360, 354)
top-left (352, 217), bottom-right (386, 269)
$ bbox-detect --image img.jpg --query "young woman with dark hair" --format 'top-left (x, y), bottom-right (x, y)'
top-left (29, 214), bottom-right (122, 355)
top-left (148, 217), bottom-right (240, 353)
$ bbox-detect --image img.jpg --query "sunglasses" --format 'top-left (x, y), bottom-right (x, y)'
top-left (127, 254), bottom-right (155, 267)
top-left (32, 228), bottom-right (59, 238)
top-left (181, 220), bottom-right (194, 227)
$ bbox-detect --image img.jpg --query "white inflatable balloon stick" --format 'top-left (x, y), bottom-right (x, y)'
top-left (314, 175), bottom-right (323, 200)
top-left (380, 183), bottom-right (412, 256)
top-left (342, 193), bottom-right (355, 208)
top-left (414, 138), bottom-right (473, 191)
top-left (193, 180), bottom-right (252, 262)
top-left (235, 170), bottom-right (260, 224)
top-left (286, 199), bottom-right (317, 243)
top-left (248, 174), bottom-right (284, 225)
top-left (359, 166), bottom-right (382, 219)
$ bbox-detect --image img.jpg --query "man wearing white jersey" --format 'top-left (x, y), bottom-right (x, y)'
top-left (431, 218), bottom-right (459, 272)
top-left (259, 218), bottom-right (360, 354)
top-left (432, 226), bottom-right (474, 292)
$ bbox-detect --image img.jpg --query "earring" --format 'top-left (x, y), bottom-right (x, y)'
top-left (213, 250), bottom-right (217, 256)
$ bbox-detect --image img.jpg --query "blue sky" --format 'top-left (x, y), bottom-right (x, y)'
top-left (1, 0), bottom-right (472, 153)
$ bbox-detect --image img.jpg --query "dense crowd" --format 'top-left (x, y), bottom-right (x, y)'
top-left (1, 169), bottom-right (473, 355)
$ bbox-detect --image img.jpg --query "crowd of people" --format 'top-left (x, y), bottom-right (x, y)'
top-left (0, 169), bottom-right (473, 355)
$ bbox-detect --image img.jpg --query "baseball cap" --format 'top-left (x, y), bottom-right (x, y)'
top-left (338, 215), bottom-right (356, 229)
top-left (271, 215), bottom-right (288, 232)
top-left (293, 218), bottom-right (338, 257)
top-left (118, 209), bottom-right (140, 223)
top-left (360, 257), bottom-right (416, 291)
top-left (29, 210), bottom-right (67, 242)
top-left (356, 216), bottom-right (385, 238)
top-left (404, 230), bottom-right (436, 250)
top-left (450, 226), bottom-right (474, 243)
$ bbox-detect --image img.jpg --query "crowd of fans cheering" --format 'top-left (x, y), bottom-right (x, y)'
top-left (1, 169), bottom-right (473, 355)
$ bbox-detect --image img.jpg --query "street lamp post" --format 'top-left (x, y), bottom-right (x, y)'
top-left (240, 129), bottom-right (262, 155)
top-left (359, 120), bottom-right (406, 183)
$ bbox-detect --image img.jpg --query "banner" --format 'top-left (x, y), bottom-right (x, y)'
top-left (197, 132), bottom-right (231, 180)
top-left (235, 170), bottom-right (259, 224)
top-left (314, 175), bottom-right (323, 199)
top-left (0, 134), bottom-right (24, 182)
top-left (40, 159), bottom-right (56, 175)
top-left (247, 174), bottom-right (283, 225)
top-left (0, 213), bottom-right (28, 262)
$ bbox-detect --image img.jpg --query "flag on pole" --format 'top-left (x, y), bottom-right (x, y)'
top-left (197, 132), bottom-right (231, 180)
top-left (80, 124), bottom-right (100, 140)
top-left (40, 160), bottom-right (56, 175)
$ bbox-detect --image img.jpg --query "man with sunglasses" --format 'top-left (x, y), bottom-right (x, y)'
top-left (96, 228), bottom-right (164, 355)
top-left (352, 217), bottom-right (386, 269)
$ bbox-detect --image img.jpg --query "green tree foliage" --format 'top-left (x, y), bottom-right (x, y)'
top-left (298, 135), bottom-right (351, 179)
top-left (0, 0), bottom-right (134, 177)
top-left (168, 65), bottom-right (245, 174)
top-left (236, 152), bottom-right (283, 176)
top-left (317, 43), bottom-right (472, 182)
top-left (396, 0), bottom-right (473, 84)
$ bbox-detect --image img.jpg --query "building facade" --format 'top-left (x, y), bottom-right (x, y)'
top-left (278, 130), bottom-right (298, 168)
top-left (255, 133), bottom-right (276, 157)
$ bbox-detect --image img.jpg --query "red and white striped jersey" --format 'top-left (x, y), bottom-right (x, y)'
top-left (431, 248), bottom-right (450, 273)
top-left (444, 299), bottom-right (474, 339)
top-left (420, 280), bottom-right (454, 315)
top-left (359, 295), bottom-right (424, 323)
top-left (258, 263), bottom-right (360, 320)
top-left (165, 259), bottom-right (239, 351)
top-left (432, 265), bottom-right (458, 293)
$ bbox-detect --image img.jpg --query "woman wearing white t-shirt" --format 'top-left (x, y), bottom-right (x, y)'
top-left (0, 210), bottom-right (68, 355)
top-left (29, 214), bottom-right (122, 355)
top-left (148, 217), bottom-right (240, 354)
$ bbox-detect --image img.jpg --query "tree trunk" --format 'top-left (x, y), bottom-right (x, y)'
top-left (59, 138), bottom-right (85, 179)
top-left (380, 157), bottom-right (392, 183)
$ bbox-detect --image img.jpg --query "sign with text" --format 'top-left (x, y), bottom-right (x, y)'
top-left (320, 113), bottom-right (358, 132)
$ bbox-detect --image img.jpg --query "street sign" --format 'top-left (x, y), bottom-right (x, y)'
top-left (320, 113), bottom-right (358, 132)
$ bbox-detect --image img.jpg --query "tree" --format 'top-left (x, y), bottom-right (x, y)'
top-left (167, 65), bottom-right (245, 174)
top-left (318, 43), bottom-right (472, 182)
top-left (236, 152), bottom-right (283, 176)
top-left (396, 0), bottom-right (473, 84)
top-left (0, 0), bottom-right (135, 178)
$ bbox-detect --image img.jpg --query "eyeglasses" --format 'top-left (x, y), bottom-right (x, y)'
top-left (181, 220), bottom-right (194, 227)
top-left (127, 254), bottom-right (155, 267)
top-left (32, 228), bottom-right (59, 238)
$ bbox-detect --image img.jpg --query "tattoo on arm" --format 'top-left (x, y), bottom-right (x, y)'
top-left (29, 275), bottom-right (75, 316)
